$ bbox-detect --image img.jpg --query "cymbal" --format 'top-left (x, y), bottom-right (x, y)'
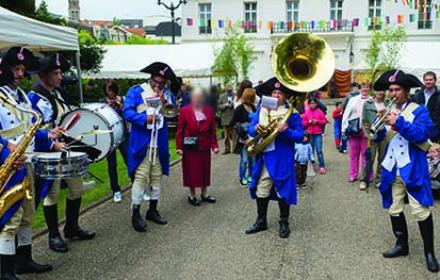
top-left (79, 130), bottom-right (112, 136)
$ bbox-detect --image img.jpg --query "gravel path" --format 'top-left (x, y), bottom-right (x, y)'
top-left (27, 120), bottom-right (440, 280)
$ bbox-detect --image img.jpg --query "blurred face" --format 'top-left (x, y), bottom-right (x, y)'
top-left (106, 86), bottom-right (116, 99)
top-left (272, 90), bottom-right (286, 106)
top-left (375, 91), bottom-right (385, 100)
top-left (10, 64), bottom-right (26, 87)
top-left (191, 90), bottom-right (205, 108)
top-left (42, 69), bottom-right (63, 89)
top-left (309, 100), bottom-right (318, 109)
top-left (424, 74), bottom-right (436, 90)
top-left (389, 84), bottom-right (408, 106)
top-left (150, 75), bottom-right (166, 92)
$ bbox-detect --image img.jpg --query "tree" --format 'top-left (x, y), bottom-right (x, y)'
top-left (78, 30), bottom-right (106, 73)
top-left (112, 17), bottom-right (121, 26)
top-left (34, 0), bottom-right (66, 25)
top-left (364, 26), bottom-right (407, 83)
top-left (0, 0), bottom-right (35, 17)
top-left (381, 26), bottom-right (406, 70)
top-left (213, 27), bottom-right (255, 85)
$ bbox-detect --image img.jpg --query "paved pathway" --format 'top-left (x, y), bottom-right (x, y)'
top-left (28, 119), bottom-right (440, 280)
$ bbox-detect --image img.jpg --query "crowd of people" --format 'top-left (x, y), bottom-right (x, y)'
top-left (1, 43), bottom-right (440, 280)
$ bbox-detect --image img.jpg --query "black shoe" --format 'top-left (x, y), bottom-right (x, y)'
top-left (131, 205), bottom-right (147, 232)
top-left (188, 196), bottom-right (200, 206)
top-left (146, 200), bottom-right (168, 225)
top-left (201, 195), bottom-right (216, 203)
top-left (383, 213), bottom-right (409, 258)
top-left (63, 198), bottom-right (96, 240)
top-left (43, 205), bottom-right (68, 253)
top-left (15, 245), bottom-right (52, 274)
top-left (279, 220), bottom-right (291, 239)
top-left (245, 218), bottom-right (268, 234)
top-left (1, 254), bottom-right (20, 280)
top-left (418, 214), bottom-right (440, 273)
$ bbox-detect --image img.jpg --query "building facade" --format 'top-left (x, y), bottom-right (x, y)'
top-left (68, 0), bottom-right (80, 22)
top-left (181, 0), bottom-right (440, 82)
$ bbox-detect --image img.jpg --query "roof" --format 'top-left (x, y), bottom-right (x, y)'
top-left (0, 7), bottom-right (79, 51)
top-left (81, 19), bottom-right (113, 27)
top-left (126, 28), bottom-right (145, 37)
top-left (87, 43), bottom-right (222, 79)
top-left (155, 22), bottom-right (181, 36)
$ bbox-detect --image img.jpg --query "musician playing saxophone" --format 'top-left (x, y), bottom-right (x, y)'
top-left (123, 62), bottom-right (180, 232)
top-left (0, 48), bottom-right (53, 279)
top-left (245, 77), bottom-right (304, 239)
top-left (373, 70), bottom-right (439, 273)
top-left (28, 54), bottom-right (95, 254)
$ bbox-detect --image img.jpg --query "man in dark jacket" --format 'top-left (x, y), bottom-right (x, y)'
top-left (412, 71), bottom-right (440, 141)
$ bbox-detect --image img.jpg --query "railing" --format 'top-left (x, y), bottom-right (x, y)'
top-left (270, 20), bottom-right (354, 34)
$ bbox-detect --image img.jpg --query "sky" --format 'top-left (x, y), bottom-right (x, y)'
top-left (36, 0), bottom-right (183, 20)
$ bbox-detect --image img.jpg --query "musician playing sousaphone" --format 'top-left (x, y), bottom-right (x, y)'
top-left (28, 53), bottom-right (96, 253)
top-left (124, 62), bottom-right (180, 232)
top-left (245, 77), bottom-right (304, 239)
top-left (373, 69), bottom-right (439, 273)
top-left (0, 48), bottom-right (52, 278)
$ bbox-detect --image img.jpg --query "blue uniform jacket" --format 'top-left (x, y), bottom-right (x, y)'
top-left (0, 140), bottom-right (27, 230)
top-left (248, 106), bottom-right (304, 205)
top-left (123, 85), bottom-right (170, 178)
top-left (376, 103), bottom-right (434, 209)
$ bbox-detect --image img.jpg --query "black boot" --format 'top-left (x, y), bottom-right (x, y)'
top-left (383, 213), bottom-right (409, 258)
top-left (145, 200), bottom-right (168, 225)
top-left (15, 245), bottom-right (52, 274)
top-left (63, 198), bottom-right (95, 240)
top-left (418, 214), bottom-right (440, 273)
top-left (245, 198), bottom-right (269, 234)
top-left (43, 205), bottom-right (68, 253)
top-left (132, 204), bottom-right (147, 232)
top-left (1, 254), bottom-right (20, 280)
top-left (278, 199), bottom-right (291, 239)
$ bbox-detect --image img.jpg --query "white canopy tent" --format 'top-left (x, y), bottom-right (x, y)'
top-left (87, 43), bottom-right (221, 80)
top-left (354, 41), bottom-right (440, 79)
top-left (0, 7), bottom-right (84, 102)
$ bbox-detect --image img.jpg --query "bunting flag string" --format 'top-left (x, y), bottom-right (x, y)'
top-left (184, 2), bottom-right (440, 32)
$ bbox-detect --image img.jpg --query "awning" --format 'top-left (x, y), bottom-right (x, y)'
top-left (0, 7), bottom-right (79, 52)
top-left (87, 43), bottom-right (221, 79)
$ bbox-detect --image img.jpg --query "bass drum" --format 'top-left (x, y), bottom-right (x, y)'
top-left (60, 103), bottom-right (125, 162)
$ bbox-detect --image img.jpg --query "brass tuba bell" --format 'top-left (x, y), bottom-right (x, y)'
top-left (246, 33), bottom-right (335, 157)
top-left (159, 103), bottom-right (179, 118)
top-left (272, 33), bottom-right (336, 93)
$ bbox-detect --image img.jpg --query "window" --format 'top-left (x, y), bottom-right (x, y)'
top-left (244, 2), bottom-right (257, 33)
top-left (418, 0), bottom-right (432, 29)
top-left (199, 3), bottom-right (212, 34)
top-left (368, 0), bottom-right (382, 30)
top-left (287, 0), bottom-right (299, 30)
top-left (330, 0), bottom-right (343, 29)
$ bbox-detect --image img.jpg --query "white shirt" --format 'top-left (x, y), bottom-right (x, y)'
top-left (424, 88), bottom-right (435, 106)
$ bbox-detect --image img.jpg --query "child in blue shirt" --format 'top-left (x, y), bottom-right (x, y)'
top-left (295, 134), bottom-right (314, 188)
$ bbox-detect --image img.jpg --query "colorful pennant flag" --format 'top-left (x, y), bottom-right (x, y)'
top-left (186, 18), bottom-right (193, 26)
top-left (218, 20), bottom-right (224, 28)
top-left (397, 15), bottom-right (404, 24)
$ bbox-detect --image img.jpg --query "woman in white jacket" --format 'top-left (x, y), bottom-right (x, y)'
top-left (342, 82), bottom-right (372, 190)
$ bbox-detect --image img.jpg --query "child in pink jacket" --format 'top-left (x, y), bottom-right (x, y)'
top-left (302, 98), bottom-right (328, 174)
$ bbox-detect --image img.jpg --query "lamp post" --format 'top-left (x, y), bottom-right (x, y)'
top-left (157, 0), bottom-right (187, 44)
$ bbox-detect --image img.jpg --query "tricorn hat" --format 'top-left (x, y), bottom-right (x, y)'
top-left (140, 62), bottom-right (181, 93)
top-left (2, 46), bottom-right (40, 72)
top-left (373, 69), bottom-right (423, 91)
top-left (37, 53), bottom-right (71, 73)
top-left (257, 77), bottom-right (299, 97)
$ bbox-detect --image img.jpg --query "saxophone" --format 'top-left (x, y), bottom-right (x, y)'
top-left (0, 94), bottom-right (41, 219)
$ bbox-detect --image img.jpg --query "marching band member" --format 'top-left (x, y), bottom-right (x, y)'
top-left (28, 53), bottom-right (95, 253)
top-left (0, 48), bottom-right (52, 278)
top-left (245, 78), bottom-right (304, 239)
top-left (124, 62), bottom-right (179, 232)
top-left (374, 70), bottom-right (439, 273)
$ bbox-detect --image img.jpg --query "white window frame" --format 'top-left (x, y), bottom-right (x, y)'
top-left (199, 3), bottom-right (212, 34)
top-left (244, 2), bottom-right (257, 33)
top-left (418, 0), bottom-right (432, 30)
top-left (368, 0), bottom-right (382, 30)
top-left (330, 0), bottom-right (343, 28)
top-left (286, 0), bottom-right (300, 28)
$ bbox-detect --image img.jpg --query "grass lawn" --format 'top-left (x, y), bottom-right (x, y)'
top-left (32, 138), bottom-right (180, 230)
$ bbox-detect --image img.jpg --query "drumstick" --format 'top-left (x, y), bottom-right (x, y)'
top-left (64, 113), bottom-right (81, 131)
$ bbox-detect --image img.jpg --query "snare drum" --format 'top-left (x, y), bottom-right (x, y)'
top-left (60, 103), bottom-right (125, 162)
top-left (34, 151), bottom-right (89, 179)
